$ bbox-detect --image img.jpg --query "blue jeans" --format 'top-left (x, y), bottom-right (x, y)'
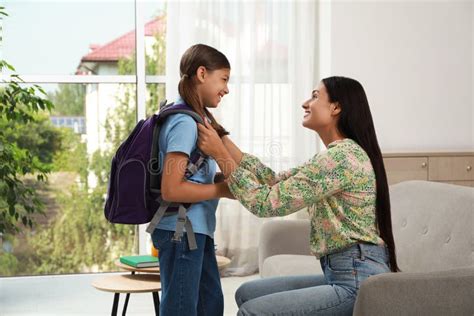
top-left (151, 229), bottom-right (224, 316)
top-left (236, 243), bottom-right (390, 315)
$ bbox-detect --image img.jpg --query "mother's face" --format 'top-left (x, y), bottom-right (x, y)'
top-left (301, 82), bottom-right (340, 131)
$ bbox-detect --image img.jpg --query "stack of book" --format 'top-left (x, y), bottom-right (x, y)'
top-left (120, 255), bottom-right (159, 268)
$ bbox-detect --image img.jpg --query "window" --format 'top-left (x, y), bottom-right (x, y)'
top-left (0, 1), bottom-right (165, 276)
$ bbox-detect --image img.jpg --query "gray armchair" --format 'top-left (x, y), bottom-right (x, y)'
top-left (258, 181), bottom-right (474, 315)
top-left (258, 219), bottom-right (322, 278)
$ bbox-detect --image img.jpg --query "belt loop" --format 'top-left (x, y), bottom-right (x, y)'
top-left (358, 243), bottom-right (366, 261)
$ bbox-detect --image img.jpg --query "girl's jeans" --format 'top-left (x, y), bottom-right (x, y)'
top-left (152, 229), bottom-right (224, 316)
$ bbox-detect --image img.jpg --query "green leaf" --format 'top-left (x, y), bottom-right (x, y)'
top-left (38, 99), bottom-right (45, 110)
top-left (8, 205), bottom-right (15, 216)
top-left (3, 61), bottom-right (15, 72)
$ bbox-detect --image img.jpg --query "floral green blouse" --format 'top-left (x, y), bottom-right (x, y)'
top-left (228, 138), bottom-right (384, 258)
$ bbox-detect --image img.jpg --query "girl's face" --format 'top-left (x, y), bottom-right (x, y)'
top-left (301, 82), bottom-right (341, 131)
top-left (196, 67), bottom-right (230, 108)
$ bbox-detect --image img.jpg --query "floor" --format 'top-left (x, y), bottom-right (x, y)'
top-left (0, 272), bottom-right (259, 315)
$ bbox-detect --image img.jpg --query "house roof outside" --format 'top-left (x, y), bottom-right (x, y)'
top-left (81, 17), bottom-right (164, 62)
top-left (76, 17), bottom-right (165, 74)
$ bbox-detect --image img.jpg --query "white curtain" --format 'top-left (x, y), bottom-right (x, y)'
top-left (166, 0), bottom-right (320, 276)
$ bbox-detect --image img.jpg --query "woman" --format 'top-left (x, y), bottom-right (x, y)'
top-left (197, 76), bottom-right (399, 315)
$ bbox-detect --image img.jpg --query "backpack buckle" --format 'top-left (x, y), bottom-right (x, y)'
top-left (171, 235), bottom-right (183, 243)
top-left (171, 216), bottom-right (186, 243)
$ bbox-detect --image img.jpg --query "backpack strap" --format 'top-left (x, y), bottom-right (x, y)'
top-left (185, 154), bottom-right (206, 177)
top-left (172, 205), bottom-right (197, 250)
top-left (149, 101), bottom-right (206, 193)
top-left (146, 100), bottom-right (208, 250)
top-left (145, 196), bottom-right (171, 234)
top-left (145, 196), bottom-right (198, 250)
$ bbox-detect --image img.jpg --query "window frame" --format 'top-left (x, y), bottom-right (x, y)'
top-left (0, 0), bottom-right (158, 259)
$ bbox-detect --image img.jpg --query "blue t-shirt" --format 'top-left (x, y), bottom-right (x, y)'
top-left (155, 106), bottom-right (219, 239)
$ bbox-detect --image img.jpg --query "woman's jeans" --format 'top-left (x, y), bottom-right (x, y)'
top-left (236, 243), bottom-right (390, 315)
top-left (151, 229), bottom-right (224, 316)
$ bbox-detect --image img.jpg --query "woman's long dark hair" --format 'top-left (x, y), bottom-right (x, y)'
top-left (178, 44), bottom-right (230, 137)
top-left (322, 76), bottom-right (399, 272)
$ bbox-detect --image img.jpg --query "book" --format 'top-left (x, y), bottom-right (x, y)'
top-left (120, 255), bottom-right (159, 268)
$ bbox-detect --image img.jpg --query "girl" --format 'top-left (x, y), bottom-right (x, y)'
top-left (197, 76), bottom-right (399, 315)
top-left (152, 44), bottom-right (233, 316)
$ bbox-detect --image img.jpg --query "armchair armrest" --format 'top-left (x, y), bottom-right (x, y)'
top-left (258, 219), bottom-right (311, 273)
top-left (353, 266), bottom-right (474, 316)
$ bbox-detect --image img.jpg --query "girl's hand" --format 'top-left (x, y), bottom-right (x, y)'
top-left (197, 119), bottom-right (225, 157)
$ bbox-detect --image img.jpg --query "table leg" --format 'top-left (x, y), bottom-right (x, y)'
top-left (152, 291), bottom-right (160, 316)
top-left (121, 270), bottom-right (135, 315)
top-left (122, 293), bottom-right (130, 316)
top-left (112, 293), bottom-right (120, 316)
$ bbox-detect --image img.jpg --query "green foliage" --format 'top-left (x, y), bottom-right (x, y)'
top-left (0, 61), bottom-right (55, 235)
top-left (52, 128), bottom-right (88, 182)
top-left (0, 112), bottom-right (63, 165)
top-left (0, 4), bottom-right (55, 235)
top-left (0, 6), bottom-right (7, 17)
top-left (27, 186), bottom-right (136, 274)
top-left (0, 252), bottom-right (19, 275)
top-left (49, 84), bottom-right (86, 116)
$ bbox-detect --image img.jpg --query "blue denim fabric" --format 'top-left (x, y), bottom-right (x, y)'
top-left (152, 229), bottom-right (224, 316)
top-left (236, 243), bottom-right (391, 315)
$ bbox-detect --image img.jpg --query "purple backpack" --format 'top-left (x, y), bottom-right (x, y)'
top-left (104, 100), bottom-right (206, 250)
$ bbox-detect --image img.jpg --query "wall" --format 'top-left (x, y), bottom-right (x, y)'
top-left (321, 1), bottom-right (473, 151)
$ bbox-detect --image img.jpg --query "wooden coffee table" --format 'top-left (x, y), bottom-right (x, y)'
top-left (92, 255), bottom-right (230, 315)
top-left (92, 273), bottom-right (161, 316)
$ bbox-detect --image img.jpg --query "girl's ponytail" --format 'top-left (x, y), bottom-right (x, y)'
top-left (203, 108), bottom-right (229, 137)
